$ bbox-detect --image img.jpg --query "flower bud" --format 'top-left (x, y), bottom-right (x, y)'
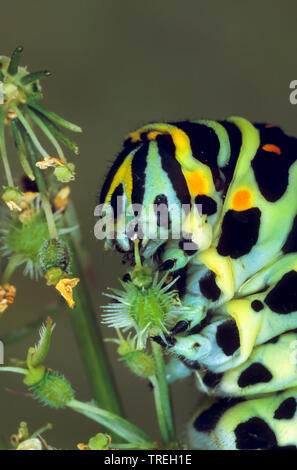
top-left (122, 350), bottom-right (155, 379)
top-left (88, 433), bottom-right (111, 450)
top-left (54, 163), bottom-right (75, 183)
top-left (31, 370), bottom-right (75, 408)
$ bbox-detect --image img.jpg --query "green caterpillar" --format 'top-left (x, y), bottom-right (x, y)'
top-left (100, 117), bottom-right (297, 450)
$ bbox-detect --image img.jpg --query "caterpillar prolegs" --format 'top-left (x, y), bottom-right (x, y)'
top-left (100, 117), bottom-right (297, 450)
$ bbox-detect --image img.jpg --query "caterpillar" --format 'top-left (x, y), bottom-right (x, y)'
top-left (99, 117), bottom-right (297, 450)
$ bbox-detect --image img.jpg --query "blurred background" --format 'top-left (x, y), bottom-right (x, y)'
top-left (1, 0), bottom-right (297, 449)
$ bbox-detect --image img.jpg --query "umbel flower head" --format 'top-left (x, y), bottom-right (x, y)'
top-left (101, 240), bottom-right (187, 348)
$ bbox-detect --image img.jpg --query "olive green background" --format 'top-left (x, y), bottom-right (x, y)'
top-left (1, 0), bottom-right (297, 449)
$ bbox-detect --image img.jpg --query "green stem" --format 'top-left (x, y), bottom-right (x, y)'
top-left (63, 201), bottom-right (123, 415)
top-left (10, 118), bottom-right (35, 181)
top-left (0, 106), bottom-right (13, 186)
top-left (10, 105), bottom-right (50, 159)
top-left (24, 106), bottom-right (67, 163)
top-left (16, 119), bottom-right (58, 239)
top-left (0, 254), bottom-right (24, 284)
top-left (151, 341), bottom-right (175, 445)
top-left (41, 194), bottom-right (57, 239)
top-left (66, 235), bottom-right (123, 415)
top-left (68, 399), bottom-right (152, 444)
top-left (112, 442), bottom-right (156, 450)
top-left (0, 366), bottom-right (27, 375)
top-left (26, 99), bottom-right (82, 133)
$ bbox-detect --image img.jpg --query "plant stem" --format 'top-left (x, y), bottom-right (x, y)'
top-left (0, 366), bottom-right (27, 375)
top-left (0, 107), bottom-right (14, 186)
top-left (11, 105), bottom-right (50, 159)
top-left (41, 194), bottom-right (58, 239)
top-left (63, 201), bottom-right (123, 415)
top-left (112, 442), bottom-right (156, 450)
top-left (68, 399), bottom-right (152, 444)
top-left (16, 119), bottom-right (58, 239)
top-left (66, 235), bottom-right (123, 415)
top-left (151, 341), bottom-right (175, 445)
top-left (0, 254), bottom-right (24, 284)
top-left (24, 106), bottom-right (67, 163)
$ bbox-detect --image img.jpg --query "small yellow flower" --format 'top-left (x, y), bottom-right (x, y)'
top-left (53, 186), bottom-right (71, 211)
top-left (0, 283), bottom-right (16, 314)
top-left (77, 443), bottom-right (90, 450)
top-left (36, 158), bottom-right (75, 183)
top-left (36, 157), bottom-right (64, 169)
top-left (5, 200), bottom-right (22, 212)
top-left (55, 278), bottom-right (80, 308)
top-left (20, 192), bottom-right (39, 210)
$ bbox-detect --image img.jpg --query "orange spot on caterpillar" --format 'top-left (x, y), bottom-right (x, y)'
top-left (185, 171), bottom-right (208, 196)
top-left (262, 144), bottom-right (282, 155)
top-left (264, 124), bottom-right (276, 128)
top-left (231, 189), bottom-right (253, 211)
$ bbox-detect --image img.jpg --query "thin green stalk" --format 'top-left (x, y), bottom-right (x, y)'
top-left (10, 118), bottom-right (35, 180)
top-left (16, 120), bottom-right (58, 239)
top-left (0, 107), bottom-right (13, 186)
top-left (63, 201), bottom-right (123, 415)
top-left (27, 106), bottom-right (79, 155)
top-left (21, 71), bottom-right (51, 85)
top-left (0, 257), bottom-right (17, 282)
top-left (66, 236), bottom-right (123, 415)
top-left (41, 194), bottom-right (58, 239)
top-left (8, 46), bottom-right (23, 75)
top-left (10, 105), bottom-right (50, 159)
top-left (112, 442), bottom-right (156, 450)
top-left (0, 254), bottom-right (24, 284)
top-left (26, 99), bottom-right (82, 133)
top-left (24, 106), bottom-right (67, 163)
top-left (151, 341), bottom-right (175, 445)
top-left (0, 367), bottom-right (27, 375)
top-left (68, 399), bottom-right (152, 444)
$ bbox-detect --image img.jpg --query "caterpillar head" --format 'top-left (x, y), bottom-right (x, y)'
top-left (97, 123), bottom-right (216, 267)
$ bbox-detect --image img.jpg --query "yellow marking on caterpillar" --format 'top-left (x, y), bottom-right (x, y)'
top-left (226, 298), bottom-right (261, 361)
top-left (127, 123), bottom-right (196, 169)
top-left (105, 154), bottom-right (133, 205)
top-left (198, 248), bottom-right (234, 299)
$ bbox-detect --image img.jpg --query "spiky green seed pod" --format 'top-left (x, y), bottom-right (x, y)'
top-left (108, 332), bottom-right (155, 378)
top-left (40, 238), bottom-right (70, 274)
top-left (31, 370), bottom-right (74, 409)
top-left (121, 350), bottom-right (155, 379)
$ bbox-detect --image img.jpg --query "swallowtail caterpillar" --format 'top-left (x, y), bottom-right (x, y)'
top-left (100, 117), bottom-right (297, 450)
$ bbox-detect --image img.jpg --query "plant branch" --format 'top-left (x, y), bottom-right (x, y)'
top-left (151, 341), bottom-right (175, 445)
top-left (68, 399), bottom-right (152, 444)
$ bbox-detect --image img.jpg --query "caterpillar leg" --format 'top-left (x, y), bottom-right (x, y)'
top-left (189, 388), bottom-right (297, 450)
